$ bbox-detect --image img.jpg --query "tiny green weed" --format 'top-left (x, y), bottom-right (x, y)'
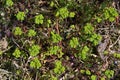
top-left (16, 11), bottom-right (25, 21)
top-left (35, 14), bottom-right (44, 24)
top-left (80, 46), bottom-right (89, 60)
top-left (30, 57), bottom-right (41, 69)
top-left (69, 37), bottom-right (79, 48)
top-left (13, 27), bottom-right (23, 36)
top-left (13, 48), bottom-right (21, 58)
top-left (29, 44), bottom-right (40, 57)
top-left (53, 60), bottom-right (65, 74)
top-left (91, 75), bottom-right (97, 80)
top-left (56, 7), bottom-right (69, 19)
top-left (89, 33), bottom-right (102, 46)
top-left (103, 7), bottom-right (118, 22)
top-left (51, 31), bottom-right (62, 43)
top-left (27, 29), bottom-right (36, 37)
top-left (5, 0), bottom-right (14, 6)
top-left (84, 23), bottom-right (94, 35)
top-left (104, 69), bottom-right (114, 79)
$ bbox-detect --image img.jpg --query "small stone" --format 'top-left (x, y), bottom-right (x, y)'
top-left (1, 12), bottom-right (5, 16)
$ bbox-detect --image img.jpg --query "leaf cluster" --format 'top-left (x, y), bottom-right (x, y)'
top-left (53, 60), bottom-right (65, 74)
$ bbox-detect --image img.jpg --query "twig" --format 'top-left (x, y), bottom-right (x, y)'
top-left (2, 46), bottom-right (12, 53)
top-left (21, 40), bottom-right (29, 48)
top-left (55, 19), bottom-right (63, 48)
top-left (12, 37), bottom-right (21, 48)
top-left (109, 35), bottom-right (120, 48)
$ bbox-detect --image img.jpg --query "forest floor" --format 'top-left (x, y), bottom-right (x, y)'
top-left (0, 0), bottom-right (120, 80)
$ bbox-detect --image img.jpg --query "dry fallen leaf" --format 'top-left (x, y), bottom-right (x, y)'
top-left (97, 36), bottom-right (109, 60)
top-left (0, 37), bottom-right (8, 50)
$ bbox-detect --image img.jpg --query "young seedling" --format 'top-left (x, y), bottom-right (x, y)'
top-left (30, 57), bottom-right (41, 69)
top-left (27, 29), bottom-right (36, 37)
top-left (29, 44), bottom-right (40, 57)
top-left (51, 31), bottom-right (62, 43)
top-left (13, 27), bottom-right (23, 36)
top-left (13, 48), bottom-right (21, 58)
top-left (35, 14), bottom-right (44, 24)
top-left (69, 37), bottom-right (79, 48)
top-left (56, 7), bottom-right (69, 19)
top-left (104, 70), bottom-right (114, 79)
top-left (103, 7), bottom-right (118, 22)
top-left (53, 60), bottom-right (65, 74)
top-left (5, 0), bottom-right (14, 6)
top-left (79, 46), bottom-right (89, 60)
top-left (16, 11), bottom-right (25, 21)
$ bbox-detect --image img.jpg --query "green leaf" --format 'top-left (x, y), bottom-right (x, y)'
top-left (56, 7), bottom-right (69, 19)
top-left (54, 60), bottom-right (65, 74)
top-left (49, 46), bottom-right (60, 55)
top-left (80, 69), bottom-right (85, 74)
top-left (58, 51), bottom-right (64, 58)
top-left (47, 19), bottom-right (52, 27)
top-left (103, 7), bottom-right (118, 22)
top-left (70, 25), bottom-right (75, 29)
top-left (95, 16), bottom-right (102, 23)
top-left (27, 29), bottom-right (36, 37)
top-left (50, 1), bottom-right (54, 7)
top-left (51, 31), bottom-right (62, 43)
top-left (103, 9), bottom-right (110, 20)
top-left (6, 0), bottom-right (14, 6)
top-left (16, 11), bottom-right (25, 21)
top-left (69, 37), bottom-right (79, 48)
top-left (50, 76), bottom-right (57, 80)
top-left (86, 70), bottom-right (91, 75)
top-left (80, 46), bottom-right (89, 60)
top-left (109, 17), bottom-right (115, 22)
top-left (84, 23), bottom-right (94, 34)
top-left (13, 48), bottom-right (21, 58)
top-left (0, 51), bottom-right (3, 55)
top-left (35, 14), bottom-right (44, 24)
top-left (101, 77), bottom-right (105, 80)
top-left (89, 33), bottom-right (102, 46)
top-left (105, 70), bottom-right (114, 78)
top-left (47, 46), bottom-right (63, 58)
top-left (91, 75), bottom-right (97, 80)
top-left (13, 27), bottom-right (23, 36)
top-left (29, 45), bottom-right (40, 56)
top-left (109, 7), bottom-right (118, 17)
top-left (30, 57), bottom-right (41, 69)
top-left (47, 19), bottom-right (52, 24)
top-left (69, 12), bottom-right (75, 18)
top-left (113, 53), bottom-right (120, 58)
